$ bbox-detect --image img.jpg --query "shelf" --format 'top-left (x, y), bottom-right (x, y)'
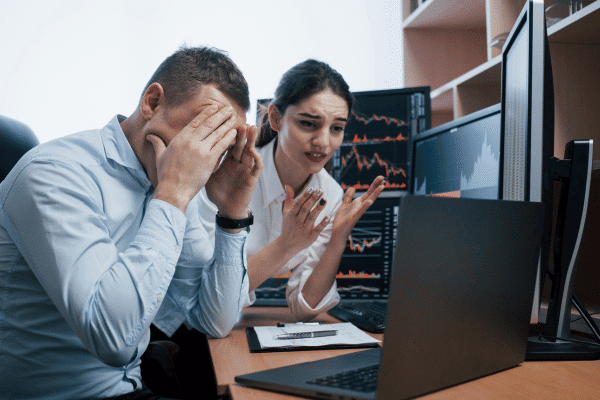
top-left (430, 56), bottom-right (501, 99)
top-left (402, 0), bottom-right (486, 29)
top-left (548, 0), bottom-right (600, 44)
top-left (401, 0), bottom-right (600, 309)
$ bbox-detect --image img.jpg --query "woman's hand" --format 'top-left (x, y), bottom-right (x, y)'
top-left (332, 176), bottom-right (385, 241)
top-left (279, 185), bottom-right (330, 255)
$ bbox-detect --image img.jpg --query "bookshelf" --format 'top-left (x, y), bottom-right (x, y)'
top-left (401, 0), bottom-right (600, 307)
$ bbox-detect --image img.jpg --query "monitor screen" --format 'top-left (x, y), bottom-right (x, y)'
top-left (331, 88), bottom-right (430, 192)
top-left (411, 104), bottom-right (502, 199)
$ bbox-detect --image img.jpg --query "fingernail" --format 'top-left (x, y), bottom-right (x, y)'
top-left (307, 187), bottom-right (314, 194)
top-left (319, 198), bottom-right (326, 206)
top-left (316, 189), bottom-right (323, 196)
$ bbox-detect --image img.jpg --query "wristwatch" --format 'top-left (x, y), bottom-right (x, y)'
top-left (215, 210), bottom-right (254, 230)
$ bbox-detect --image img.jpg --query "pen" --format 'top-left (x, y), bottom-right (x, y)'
top-left (275, 330), bottom-right (338, 340)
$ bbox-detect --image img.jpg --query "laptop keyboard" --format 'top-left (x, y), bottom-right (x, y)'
top-left (307, 364), bottom-right (379, 393)
top-left (327, 301), bottom-right (387, 333)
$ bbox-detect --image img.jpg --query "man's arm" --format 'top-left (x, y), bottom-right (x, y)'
top-left (152, 197), bottom-right (250, 338)
top-left (2, 160), bottom-right (186, 367)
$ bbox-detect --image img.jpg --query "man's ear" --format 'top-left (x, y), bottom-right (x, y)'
top-left (268, 104), bottom-right (282, 132)
top-left (141, 83), bottom-right (165, 120)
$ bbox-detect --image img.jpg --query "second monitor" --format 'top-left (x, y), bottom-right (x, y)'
top-left (410, 103), bottom-right (502, 199)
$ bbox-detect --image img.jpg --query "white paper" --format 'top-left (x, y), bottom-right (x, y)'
top-left (253, 322), bottom-right (381, 349)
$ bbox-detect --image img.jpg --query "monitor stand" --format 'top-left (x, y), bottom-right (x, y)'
top-left (526, 140), bottom-right (600, 361)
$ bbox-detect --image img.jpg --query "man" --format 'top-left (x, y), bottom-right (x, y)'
top-left (0, 46), bottom-right (262, 399)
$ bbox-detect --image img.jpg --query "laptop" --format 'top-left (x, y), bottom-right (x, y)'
top-left (236, 195), bottom-right (544, 400)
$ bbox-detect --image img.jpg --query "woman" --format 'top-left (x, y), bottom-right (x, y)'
top-left (198, 59), bottom-right (385, 320)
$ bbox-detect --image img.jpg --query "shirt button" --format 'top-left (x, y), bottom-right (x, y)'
top-left (175, 246), bottom-right (180, 252)
top-left (157, 295), bottom-right (162, 302)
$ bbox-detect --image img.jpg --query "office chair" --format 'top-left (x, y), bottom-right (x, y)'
top-left (0, 115), bottom-right (39, 182)
top-left (0, 115), bottom-right (185, 398)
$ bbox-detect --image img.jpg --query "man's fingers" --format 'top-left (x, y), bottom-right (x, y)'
top-left (211, 128), bottom-right (238, 156)
top-left (146, 134), bottom-right (167, 162)
top-left (241, 125), bottom-right (258, 166)
top-left (230, 127), bottom-right (246, 161)
top-left (184, 105), bottom-right (234, 141)
top-left (249, 146), bottom-right (263, 177)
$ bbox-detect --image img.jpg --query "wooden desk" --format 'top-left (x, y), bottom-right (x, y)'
top-left (209, 307), bottom-right (600, 400)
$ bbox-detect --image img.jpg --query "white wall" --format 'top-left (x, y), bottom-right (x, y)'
top-left (0, 0), bottom-right (403, 143)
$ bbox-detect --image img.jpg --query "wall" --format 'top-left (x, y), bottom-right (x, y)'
top-left (0, 0), bottom-right (404, 143)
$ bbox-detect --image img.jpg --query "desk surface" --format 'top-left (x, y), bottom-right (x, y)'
top-left (208, 307), bottom-right (600, 400)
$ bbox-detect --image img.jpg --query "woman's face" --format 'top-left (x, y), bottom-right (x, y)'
top-left (271, 89), bottom-right (348, 183)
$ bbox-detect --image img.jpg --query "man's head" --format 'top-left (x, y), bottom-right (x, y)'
top-left (122, 45), bottom-right (250, 188)
top-left (140, 46), bottom-right (250, 111)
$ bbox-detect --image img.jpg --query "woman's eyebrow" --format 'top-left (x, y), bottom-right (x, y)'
top-left (298, 112), bottom-right (347, 123)
top-left (298, 112), bottom-right (321, 119)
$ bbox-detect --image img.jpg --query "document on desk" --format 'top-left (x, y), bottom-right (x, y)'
top-left (246, 322), bottom-right (380, 353)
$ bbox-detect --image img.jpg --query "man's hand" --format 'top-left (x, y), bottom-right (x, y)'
top-left (148, 105), bottom-right (240, 213)
top-left (205, 124), bottom-right (263, 219)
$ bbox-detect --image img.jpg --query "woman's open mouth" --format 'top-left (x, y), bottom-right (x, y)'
top-left (305, 152), bottom-right (327, 163)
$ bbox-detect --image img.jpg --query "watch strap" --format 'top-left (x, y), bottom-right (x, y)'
top-left (215, 211), bottom-right (254, 229)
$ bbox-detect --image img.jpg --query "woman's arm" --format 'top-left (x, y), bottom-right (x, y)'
top-left (247, 185), bottom-right (329, 292)
top-left (301, 176), bottom-right (385, 308)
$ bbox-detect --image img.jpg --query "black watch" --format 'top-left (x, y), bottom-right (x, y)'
top-left (215, 211), bottom-right (254, 230)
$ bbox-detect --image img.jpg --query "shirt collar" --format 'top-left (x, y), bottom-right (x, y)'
top-left (100, 115), bottom-right (152, 191)
top-left (258, 139), bottom-right (285, 208)
top-left (257, 139), bottom-right (317, 209)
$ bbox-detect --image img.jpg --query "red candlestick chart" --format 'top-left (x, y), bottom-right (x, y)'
top-left (333, 142), bottom-right (408, 191)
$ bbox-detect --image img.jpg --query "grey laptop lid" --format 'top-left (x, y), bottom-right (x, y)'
top-left (236, 196), bottom-right (544, 400)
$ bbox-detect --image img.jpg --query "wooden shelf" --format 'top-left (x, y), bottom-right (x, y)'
top-left (402, 0), bottom-right (486, 29)
top-left (401, 0), bottom-right (600, 308)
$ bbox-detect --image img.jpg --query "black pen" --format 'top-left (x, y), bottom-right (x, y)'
top-left (275, 330), bottom-right (338, 340)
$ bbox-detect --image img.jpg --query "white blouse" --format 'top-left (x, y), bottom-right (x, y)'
top-left (197, 139), bottom-right (344, 320)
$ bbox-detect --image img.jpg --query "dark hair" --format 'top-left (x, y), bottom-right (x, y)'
top-left (256, 59), bottom-right (353, 147)
top-left (141, 45), bottom-right (250, 111)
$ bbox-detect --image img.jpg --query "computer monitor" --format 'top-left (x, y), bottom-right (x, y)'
top-left (410, 103), bottom-right (502, 199)
top-left (253, 88), bottom-right (430, 305)
top-left (500, 0), bottom-right (599, 360)
top-left (331, 87), bottom-right (430, 192)
top-left (500, 0), bottom-right (554, 327)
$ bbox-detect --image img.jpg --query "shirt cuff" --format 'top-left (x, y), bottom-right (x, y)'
top-left (291, 271), bottom-right (340, 320)
top-left (213, 226), bottom-right (248, 266)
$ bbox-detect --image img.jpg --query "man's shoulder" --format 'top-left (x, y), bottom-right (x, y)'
top-left (32, 129), bottom-right (106, 167)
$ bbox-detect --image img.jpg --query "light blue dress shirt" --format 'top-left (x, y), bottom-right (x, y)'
top-left (0, 115), bottom-right (249, 399)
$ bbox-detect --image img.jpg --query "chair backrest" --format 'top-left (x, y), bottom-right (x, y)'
top-left (0, 116), bottom-right (39, 182)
